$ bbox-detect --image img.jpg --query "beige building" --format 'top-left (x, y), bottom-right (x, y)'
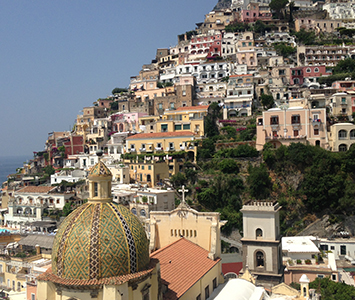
top-left (75, 106), bottom-right (107, 137)
top-left (295, 18), bottom-right (343, 33)
top-left (256, 103), bottom-right (328, 150)
top-left (241, 201), bottom-right (283, 288)
top-left (125, 131), bottom-right (198, 157)
top-left (330, 92), bottom-right (352, 117)
top-left (328, 123), bottom-right (355, 152)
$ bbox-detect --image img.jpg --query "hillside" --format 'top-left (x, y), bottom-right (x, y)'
top-left (214, 0), bottom-right (232, 10)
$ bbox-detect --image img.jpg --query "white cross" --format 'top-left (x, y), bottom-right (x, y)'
top-left (178, 185), bottom-right (189, 204)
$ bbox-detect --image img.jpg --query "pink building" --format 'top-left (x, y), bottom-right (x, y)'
top-left (256, 106), bottom-right (328, 150)
top-left (302, 65), bottom-right (327, 78)
top-left (110, 112), bottom-right (147, 133)
top-left (240, 3), bottom-right (272, 23)
top-left (189, 33), bottom-right (222, 57)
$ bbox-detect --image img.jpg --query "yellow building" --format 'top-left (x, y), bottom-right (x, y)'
top-left (149, 192), bottom-right (225, 299)
top-left (37, 159), bottom-right (161, 300)
top-left (157, 105), bottom-right (208, 137)
top-left (328, 123), bottom-right (355, 152)
top-left (127, 159), bottom-right (170, 186)
top-left (125, 131), bottom-right (198, 157)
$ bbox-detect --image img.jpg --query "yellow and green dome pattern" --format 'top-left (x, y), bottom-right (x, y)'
top-left (89, 161), bottom-right (112, 177)
top-left (52, 202), bottom-right (149, 280)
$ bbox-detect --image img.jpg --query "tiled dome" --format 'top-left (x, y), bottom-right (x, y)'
top-left (88, 160), bottom-right (112, 177)
top-left (51, 202), bottom-right (150, 280)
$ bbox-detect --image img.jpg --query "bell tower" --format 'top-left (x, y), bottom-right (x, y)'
top-left (240, 201), bottom-right (283, 288)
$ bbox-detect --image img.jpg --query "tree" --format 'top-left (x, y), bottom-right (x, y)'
top-left (247, 164), bottom-right (272, 199)
top-left (62, 202), bottom-right (74, 216)
top-left (170, 173), bottom-right (187, 188)
top-left (112, 87), bottom-right (128, 94)
top-left (260, 94), bottom-right (274, 109)
top-left (44, 165), bottom-right (55, 176)
top-left (204, 102), bottom-right (221, 138)
top-left (293, 29), bottom-right (316, 45)
top-left (269, 0), bottom-right (289, 19)
top-left (333, 58), bottom-right (355, 75)
top-left (274, 43), bottom-right (296, 58)
top-left (219, 159), bottom-right (239, 174)
top-left (309, 277), bottom-right (355, 299)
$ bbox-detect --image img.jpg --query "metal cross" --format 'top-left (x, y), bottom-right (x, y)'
top-left (178, 185), bottom-right (188, 204)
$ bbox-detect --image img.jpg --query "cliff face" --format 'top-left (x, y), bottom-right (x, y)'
top-left (214, 0), bottom-right (232, 10)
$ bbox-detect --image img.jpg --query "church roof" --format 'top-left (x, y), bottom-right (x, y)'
top-left (151, 238), bottom-right (221, 300)
top-left (37, 259), bottom-right (158, 288)
top-left (51, 202), bottom-right (149, 280)
top-left (88, 160), bottom-right (112, 177)
top-left (16, 186), bottom-right (56, 194)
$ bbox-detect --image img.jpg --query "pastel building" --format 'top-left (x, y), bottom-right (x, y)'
top-left (329, 92), bottom-right (352, 117)
top-left (328, 123), bottom-right (355, 152)
top-left (256, 103), bottom-right (328, 150)
top-left (111, 112), bottom-right (147, 133)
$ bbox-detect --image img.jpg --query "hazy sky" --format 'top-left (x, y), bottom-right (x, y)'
top-left (0, 0), bottom-right (217, 157)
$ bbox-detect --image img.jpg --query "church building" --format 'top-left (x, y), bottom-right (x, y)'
top-left (240, 200), bottom-right (284, 288)
top-left (37, 159), bottom-right (161, 300)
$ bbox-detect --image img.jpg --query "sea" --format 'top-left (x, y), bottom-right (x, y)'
top-left (0, 155), bottom-right (31, 186)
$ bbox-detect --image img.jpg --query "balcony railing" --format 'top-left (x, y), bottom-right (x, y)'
top-left (266, 135), bottom-right (307, 141)
top-left (312, 119), bottom-right (321, 125)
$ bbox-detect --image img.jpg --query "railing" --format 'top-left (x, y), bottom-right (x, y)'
top-left (266, 135), bottom-right (307, 141)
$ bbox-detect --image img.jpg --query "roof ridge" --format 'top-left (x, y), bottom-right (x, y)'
top-left (150, 237), bottom-right (186, 257)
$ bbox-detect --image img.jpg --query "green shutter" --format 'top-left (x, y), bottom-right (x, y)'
top-left (183, 124), bottom-right (190, 130)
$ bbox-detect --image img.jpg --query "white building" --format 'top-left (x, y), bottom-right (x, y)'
top-left (50, 169), bottom-right (87, 185)
top-left (5, 186), bottom-right (74, 228)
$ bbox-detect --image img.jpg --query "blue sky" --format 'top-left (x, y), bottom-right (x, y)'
top-left (0, 0), bottom-right (217, 157)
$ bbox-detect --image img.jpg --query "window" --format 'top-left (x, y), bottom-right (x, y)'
top-left (31, 294), bottom-right (35, 300)
top-left (306, 68), bottom-right (311, 73)
top-left (161, 124), bottom-right (168, 132)
top-left (291, 115), bottom-right (300, 124)
top-left (213, 278), bottom-right (217, 290)
top-left (169, 142), bottom-right (174, 150)
top-left (341, 245), bottom-right (346, 255)
top-left (294, 130), bottom-right (299, 137)
top-left (332, 274), bottom-right (337, 281)
top-left (317, 274), bottom-right (324, 279)
top-left (196, 295), bottom-right (201, 300)
top-left (314, 67), bottom-right (319, 73)
top-left (270, 116), bottom-right (279, 125)
top-left (339, 130), bottom-right (347, 139)
top-left (148, 166), bottom-right (151, 170)
top-left (279, 69), bottom-right (285, 76)
top-left (256, 228), bottom-right (263, 238)
top-left (131, 208), bottom-right (137, 215)
top-left (174, 124), bottom-right (182, 130)
top-left (205, 285), bottom-right (210, 300)
top-left (157, 142), bottom-right (162, 148)
top-left (170, 102), bottom-right (175, 109)
top-left (314, 128), bottom-right (319, 135)
top-left (331, 246), bottom-right (335, 250)
top-left (158, 103), bottom-right (163, 109)
top-left (183, 124), bottom-right (190, 130)
top-left (256, 251), bottom-right (264, 267)
top-left (94, 182), bottom-right (98, 197)
top-left (339, 144), bottom-right (348, 152)
top-left (341, 97), bottom-right (346, 103)
top-left (140, 209), bottom-right (146, 217)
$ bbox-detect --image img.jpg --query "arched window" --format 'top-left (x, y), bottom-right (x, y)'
top-left (339, 144), bottom-right (348, 152)
top-left (294, 78), bottom-right (299, 84)
top-left (276, 93), bottom-right (280, 100)
top-left (140, 209), bottom-right (146, 217)
top-left (131, 208), bottom-right (137, 215)
top-left (256, 228), bottom-right (263, 239)
top-left (306, 68), bottom-right (311, 73)
top-left (339, 130), bottom-right (347, 139)
top-left (314, 67), bottom-right (319, 73)
top-left (350, 130), bottom-right (355, 140)
top-left (256, 251), bottom-right (264, 267)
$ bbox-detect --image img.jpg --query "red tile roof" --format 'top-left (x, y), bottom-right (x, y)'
top-left (126, 131), bottom-right (195, 140)
top-left (175, 105), bottom-right (209, 111)
top-left (150, 238), bottom-right (221, 300)
top-left (222, 262), bottom-right (243, 275)
top-left (37, 259), bottom-right (158, 288)
top-left (16, 186), bottom-right (56, 194)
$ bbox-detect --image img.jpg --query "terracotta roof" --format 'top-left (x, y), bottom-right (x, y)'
top-left (16, 186), bottom-right (56, 194)
top-left (126, 131), bottom-right (195, 140)
top-left (37, 259), bottom-right (158, 288)
top-left (222, 262), bottom-right (243, 275)
top-left (175, 105), bottom-right (209, 111)
top-left (150, 238), bottom-right (221, 300)
top-left (229, 74), bottom-right (253, 77)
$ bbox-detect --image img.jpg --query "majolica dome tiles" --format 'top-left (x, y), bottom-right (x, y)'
top-left (88, 161), bottom-right (112, 177)
top-left (52, 202), bottom-right (149, 280)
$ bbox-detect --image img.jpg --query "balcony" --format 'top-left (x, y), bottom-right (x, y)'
top-left (266, 135), bottom-right (307, 141)
top-left (166, 147), bottom-right (175, 152)
top-left (155, 147), bottom-right (163, 152)
top-left (139, 148), bottom-right (146, 152)
top-left (311, 119), bottom-right (322, 126)
top-left (129, 148), bottom-right (136, 152)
